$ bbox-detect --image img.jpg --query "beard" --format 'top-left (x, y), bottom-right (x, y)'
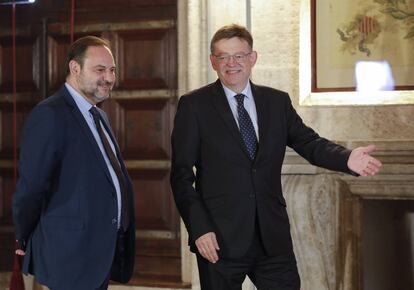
top-left (78, 77), bottom-right (113, 104)
top-left (92, 79), bottom-right (113, 102)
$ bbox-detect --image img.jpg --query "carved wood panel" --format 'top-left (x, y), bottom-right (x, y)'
top-left (101, 97), bottom-right (173, 159)
top-left (117, 29), bottom-right (176, 89)
top-left (0, 171), bottom-right (15, 270)
top-left (0, 36), bottom-right (40, 93)
top-left (130, 168), bottom-right (182, 286)
top-left (0, 103), bottom-right (32, 158)
top-left (131, 169), bottom-right (178, 231)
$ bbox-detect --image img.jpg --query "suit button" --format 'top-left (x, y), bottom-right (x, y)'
top-left (252, 168), bottom-right (257, 173)
top-left (249, 193), bottom-right (256, 198)
top-left (112, 218), bottom-right (117, 225)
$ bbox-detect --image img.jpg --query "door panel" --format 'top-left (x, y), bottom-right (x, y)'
top-left (0, 36), bottom-right (40, 93)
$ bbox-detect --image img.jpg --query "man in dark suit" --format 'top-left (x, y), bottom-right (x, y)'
top-left (170, 24), bottom-right (381, 290)
top-left (12, 36), bottom-right (135, 290)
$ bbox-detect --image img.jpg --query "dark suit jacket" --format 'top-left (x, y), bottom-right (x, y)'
top-left (12, 86), bottom-right (135, 290)
top-left (170, 80), bottom-right (354, 258)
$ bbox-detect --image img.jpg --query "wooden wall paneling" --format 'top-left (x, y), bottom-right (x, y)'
top-left (0, 44), bottom-right (2, 90)
top-left (102, 97), bottom-right (173, 159)
top-left (0, 103), bottom-right (32, 158)
top-left (0, 176), bottom-right (3, 221)
top-left (0, 172), bottom-right (14, 224)
top-left (47, 34), bottom-right (69, 92)
top-left (117, 29), bottom-right (170, 89)
top-left (167, 29), bottom-right (177, 90)
top-left (130, 167), bottom-right (182, 287)
top-left (0, 105), bottom-right (16, 157)
top-left (132, 169), bottom-right (178, 231)
top-left (0, 171), bottom-right (16, 270)
top-left (0, 35), bottom-right (40, 93)
top-left (0, 1), bottom-right (70, 30)
top-left (73, 0), bottom-right (177, 23)
top-left (0, 110), bottom-right (2, 153)
top-left (132, 256), bottom-right (183, 288)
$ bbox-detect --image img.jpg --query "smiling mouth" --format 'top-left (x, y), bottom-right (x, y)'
top-left (99, 84), bottom-right (112, 90)
top-left (226, 69), bottom-right (241, 74)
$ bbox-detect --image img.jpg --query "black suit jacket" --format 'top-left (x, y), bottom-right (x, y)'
top-left (170, 80), bottom-right (353, 258)
top-left (12, 86), bottom-right (135, 290)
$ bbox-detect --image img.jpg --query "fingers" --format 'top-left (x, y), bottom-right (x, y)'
top-left (348, 145), bottom-right (382, 177)
top-left (361, 157), bottom-right (382, 176)
top-left (369, 157), bottom-right (382, 168)
top-left (15, 249), bottom-right (25, 256)
top-left (363, 144), bottom-right (376, 154)
top-left (361, 167), bottom-right (376, 177)
top-left (195, 232), bottom-right (220, 263)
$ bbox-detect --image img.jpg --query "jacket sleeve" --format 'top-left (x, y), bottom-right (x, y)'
top-left (170, 96), bottom-right (215, 245)
top-left (284, 95), bottom-right (356, 175)
top-left (12, 105), bottom-right (62, 242)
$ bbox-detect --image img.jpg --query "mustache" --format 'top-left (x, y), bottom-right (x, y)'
top-left (97, 80), bottom-right (113, 86)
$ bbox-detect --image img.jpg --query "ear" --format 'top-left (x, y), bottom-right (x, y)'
top-left (69, 60), bottom-right (81, 75)
top-left (249, 51), bottom-right (258, 67)
top-left (210, 54), bottom-right (218, 71)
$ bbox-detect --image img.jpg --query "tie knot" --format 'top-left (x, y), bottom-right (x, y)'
top-left (234, 94), bottom-right (245, 106)
top-left (89, 106), bottom-right (100, 122)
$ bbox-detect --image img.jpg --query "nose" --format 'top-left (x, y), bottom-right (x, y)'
top-left (226, 56), bottom-right (237, 66)
top-left (104, 70), bottom-right (116, 83)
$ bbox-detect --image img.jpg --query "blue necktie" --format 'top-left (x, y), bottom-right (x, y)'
top-left (234, 94), bottom-right (258, 160)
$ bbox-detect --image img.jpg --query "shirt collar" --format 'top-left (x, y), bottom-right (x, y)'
top-left (221, 81), bottom-right (252, 102)
top-left (65, 83), bottom-right (95, 114)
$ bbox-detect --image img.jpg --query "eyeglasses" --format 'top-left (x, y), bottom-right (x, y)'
top-left (213, 52), bottom-right (252, 63)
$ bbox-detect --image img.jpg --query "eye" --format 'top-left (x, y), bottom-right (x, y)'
top-left (216, 55), bottom-right (229, 61)
top-left (234, 54), bottom-right (244, 60)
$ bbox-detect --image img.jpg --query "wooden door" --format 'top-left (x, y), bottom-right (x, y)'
top-left (0, 0), bottom-right (184, 287)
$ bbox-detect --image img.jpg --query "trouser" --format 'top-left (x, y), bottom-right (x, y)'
top-left (196, 226), bottom-right (300, 290)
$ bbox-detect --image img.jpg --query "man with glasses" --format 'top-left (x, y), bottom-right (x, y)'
top-left (170, 24), bottom-right (381, 290)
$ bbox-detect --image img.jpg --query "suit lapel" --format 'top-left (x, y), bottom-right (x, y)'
top-left (210, 80), bottom-right (252, 160)
top-left (61, 86), bottom-right (115, 188)
top-left (251, 83), bottom-right (269, 163)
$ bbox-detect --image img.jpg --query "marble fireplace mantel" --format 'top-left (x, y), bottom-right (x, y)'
top-left (281, 140), bottom-right (414, 290)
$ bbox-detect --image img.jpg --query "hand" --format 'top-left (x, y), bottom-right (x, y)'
top-left (195, 232), bottom-right (220, 263)
top-left (347, 144), bottom-right (382, 177)
top-left (15, 239), bottom-right (25, 256)
top-left (15, 249), bottom-right (25, 256)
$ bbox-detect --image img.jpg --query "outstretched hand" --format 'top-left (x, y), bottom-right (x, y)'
top-left (347, 144), bottom-right (382, 176)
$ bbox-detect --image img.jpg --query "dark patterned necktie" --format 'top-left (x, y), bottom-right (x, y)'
top-left (234, 94), bottom-right (258, 160)
top-left (89, 107), bottom-right (129, 231)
